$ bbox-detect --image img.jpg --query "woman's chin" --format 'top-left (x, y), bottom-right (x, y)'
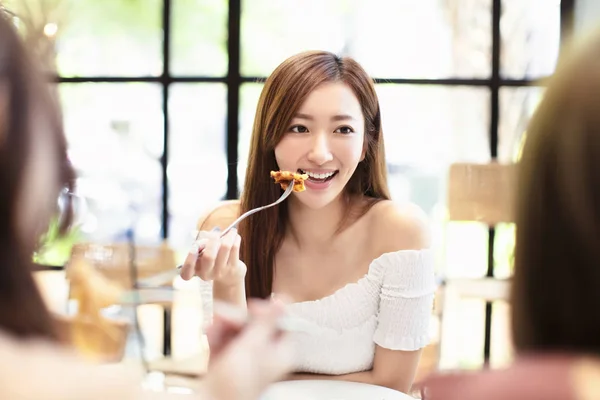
top-left (292, 190), bottom-right (344, 211)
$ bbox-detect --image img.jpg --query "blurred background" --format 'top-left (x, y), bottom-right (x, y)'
top-left (4, 0), bottom-right (599, 377)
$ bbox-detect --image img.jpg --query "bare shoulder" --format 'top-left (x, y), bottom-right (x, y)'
top-left (197, 199), bottom-right (240, 231)
top-left (367, 200), bottom-right (431, 254)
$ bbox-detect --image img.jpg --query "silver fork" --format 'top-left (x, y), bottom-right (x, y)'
top-left (217, 181), bottom-right (294, 237)
top-left (137, 183), bottom-right (294, 287)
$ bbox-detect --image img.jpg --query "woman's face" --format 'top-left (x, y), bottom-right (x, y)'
top-left (274, 82), bottom-right (366, 210)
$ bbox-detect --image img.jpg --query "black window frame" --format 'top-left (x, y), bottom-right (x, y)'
top-left (52, 0), bottom-right (577, 360)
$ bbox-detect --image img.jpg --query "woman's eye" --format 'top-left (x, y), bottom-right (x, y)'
top-left (334, 126), bottom-right (354, 134)
top-left (290, 125), bottom-right (309, 133)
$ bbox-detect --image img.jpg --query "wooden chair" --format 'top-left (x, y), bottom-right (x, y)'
top-left (444, 161), bottom-right (515, 304)
top-left (447, 162), bottom-right (516, 226)
top-left (445, 162), bottom-right (515, 308)
top-left (442, 162), bottom-right (516, 369)
top-left (413, 162), bottom-right (516, 386)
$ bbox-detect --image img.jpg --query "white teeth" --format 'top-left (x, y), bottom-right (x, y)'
top-left (300, 170), bottom-right (336, 179)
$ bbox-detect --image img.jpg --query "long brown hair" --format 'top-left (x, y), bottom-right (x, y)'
top-left (239, 51), bottom-right (390, 299)
top-left (511, 27), bottom-right (600, 355)
top-left (0, 13), bottom-right (75, 340)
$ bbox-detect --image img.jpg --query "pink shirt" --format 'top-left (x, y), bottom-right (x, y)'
top-left (420, 355), bottom-right (585, 400)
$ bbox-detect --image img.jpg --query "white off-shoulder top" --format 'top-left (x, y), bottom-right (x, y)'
top-left (278, 249), bottom-right (436, 375)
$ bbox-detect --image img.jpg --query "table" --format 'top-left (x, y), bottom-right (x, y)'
top-left (261, 380), bottom-right (417, 400)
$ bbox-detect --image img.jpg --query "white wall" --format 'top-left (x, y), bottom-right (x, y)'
top-left (575, 0), bottom-right (600, 33)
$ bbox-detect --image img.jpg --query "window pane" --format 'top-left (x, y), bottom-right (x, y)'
top-left (445, 223), bottom-right (490, 278)
top-left (238, 83), bottom-right (264, 192)
top-left (168, 84), bottom-right (228, 249)
top-left (501, 0), bottom-right (561, 79)
top-left (241, 0), bottom-right (491, 78)
top-left (490, 301), bottom-right (513, 368)
top-left (494, 223), bottom-right (515, 278)
top-left (60, 83), bottom-right (163, 243)
top-left (377, 85), bottom-right (490, 278)
top-left (9, 0), bottom-right (163, 76)
top-left (498, 87), bottom-right (545, 163)
top-left (440, 297), bottom-right (486, 369)
top-left (171, 0), bottom-right (228, 76)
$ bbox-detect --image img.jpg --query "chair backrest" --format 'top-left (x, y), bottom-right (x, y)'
top-left (415, 162), bottom-right (517, 382)
top-left (448, 162), bottom-right (516, 224)
top-left (439, 162), bottom-right (516, 371)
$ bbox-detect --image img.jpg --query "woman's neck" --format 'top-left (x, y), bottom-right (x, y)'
top-left (286, 195), bottom-right (350, 251)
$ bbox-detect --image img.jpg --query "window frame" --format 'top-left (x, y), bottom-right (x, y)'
top-left (51, 0), bottom-right (577, 360)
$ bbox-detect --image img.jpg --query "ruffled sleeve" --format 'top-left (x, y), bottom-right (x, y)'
top-left (372, 249), bottom-right (436, 351)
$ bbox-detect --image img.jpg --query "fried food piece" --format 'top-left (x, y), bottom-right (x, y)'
top-left (270, 170), bottom-right (308, 192)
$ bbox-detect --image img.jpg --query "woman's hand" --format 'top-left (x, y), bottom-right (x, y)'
top-left (180, 228), bottom-right (246, 287)
top-left (200, 300), bottom-right (294, 400)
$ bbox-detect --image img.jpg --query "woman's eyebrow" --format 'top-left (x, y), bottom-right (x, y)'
top-left (292, 113), bottom-right (356, 122)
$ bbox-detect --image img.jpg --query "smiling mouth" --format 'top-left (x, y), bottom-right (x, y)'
top-left (297, 169), bottom-right (339, 183)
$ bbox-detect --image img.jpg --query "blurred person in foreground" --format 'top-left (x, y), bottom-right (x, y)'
top-left (0, 11), bottom-right (292, 400)
top-left (420, 26), bottom-right (600, 400)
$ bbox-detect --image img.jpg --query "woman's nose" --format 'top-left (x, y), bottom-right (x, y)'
top-left (307, 133), bottom-right (333, 165)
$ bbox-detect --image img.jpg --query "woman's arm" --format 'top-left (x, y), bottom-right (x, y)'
top-left (192, 200), bottom-right (248, 308)
top-left (289, 347), bottom-right (423, 393)
top-left (213, 279), bottom-right (246, 308)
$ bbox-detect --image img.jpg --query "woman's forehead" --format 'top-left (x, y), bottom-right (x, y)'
top-left (295, 82), bottom-right (363, 119)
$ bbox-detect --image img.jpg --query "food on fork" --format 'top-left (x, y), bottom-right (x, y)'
top-left (270, 170), bottom-right (309, 192)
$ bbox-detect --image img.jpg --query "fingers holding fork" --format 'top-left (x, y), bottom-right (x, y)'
top-left (180, 227), bottom-right (245, 286)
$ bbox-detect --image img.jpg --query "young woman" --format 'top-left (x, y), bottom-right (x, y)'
top-left (182, 51), bottom-right (436, 393)
top-left (0, 12), bottom-right (292, 400)
top-left (420, 27), bottom-right (600, 400)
